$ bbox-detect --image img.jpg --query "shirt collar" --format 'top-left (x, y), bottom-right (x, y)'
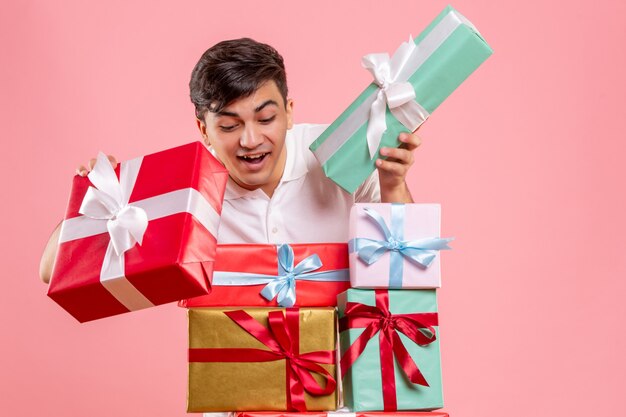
top-left (281, 126), bottom-right (309, 182)
top-left (223, 127), bottom-right (309, 200)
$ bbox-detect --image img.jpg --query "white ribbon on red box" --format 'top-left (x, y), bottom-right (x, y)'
top-left (59, 152), bottom-right (220, 311)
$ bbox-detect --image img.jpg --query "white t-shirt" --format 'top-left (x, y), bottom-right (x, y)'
top-left (217, 123), bottom-right (380, 244)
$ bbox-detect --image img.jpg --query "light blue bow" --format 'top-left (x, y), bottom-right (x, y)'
top-left (212, 244), bottom-right (349, 307)
top-left (260, 244), bottom-right (325, 307)
top-left (350, 204), bottom-right (453, 287)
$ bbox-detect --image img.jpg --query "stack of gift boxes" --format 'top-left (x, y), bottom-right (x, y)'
top-left (46, 5), bottom-right (492, 417)
top-left (184, 202), bottom-right (452, 417)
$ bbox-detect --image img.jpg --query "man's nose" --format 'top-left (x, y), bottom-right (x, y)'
top-left (240, 124), bottom-right (263, 149)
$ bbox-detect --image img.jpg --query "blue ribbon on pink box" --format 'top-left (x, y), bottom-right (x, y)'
top-left (349, 204), bottom-right (453, 287)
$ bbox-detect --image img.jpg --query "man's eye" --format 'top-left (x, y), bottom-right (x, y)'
top-left (259, 116), bottom-right (276, 124)
top-left (219, 124), bottom-right (238, 132)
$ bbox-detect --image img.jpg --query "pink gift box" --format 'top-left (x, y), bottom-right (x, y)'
top-left (348, 203), bottom-right (450, 289)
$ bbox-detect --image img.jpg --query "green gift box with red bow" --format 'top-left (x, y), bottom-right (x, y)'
top-left (338, 289), bottom-right (443, 411)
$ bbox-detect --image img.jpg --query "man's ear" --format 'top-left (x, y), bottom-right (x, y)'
top-left (196, 118), bottom-right (210, 144)
top-left (285, 98), bottom-right (294, 130)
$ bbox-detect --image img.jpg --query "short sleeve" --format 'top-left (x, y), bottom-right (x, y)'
top-left (354, 169), bottom-right (381, 203)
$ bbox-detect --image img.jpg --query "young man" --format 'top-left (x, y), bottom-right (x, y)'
top-left (40, 38), bottom-right (421, 282)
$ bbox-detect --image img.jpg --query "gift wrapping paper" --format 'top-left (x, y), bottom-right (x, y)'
top-left (309, 5), bottom-right (493, 193)
top-left (188, 307), bottom-right (338, 412)
top-left (349, 203), bottom-right (452, 289)
top-left (48, 142), bottom-right (228, 322)
top-left (181, 243), bottom-right (350, 308)
top-left (338, 289), bottom-right (442, 411)
top-left (235, 412), bottom-right (450, 417)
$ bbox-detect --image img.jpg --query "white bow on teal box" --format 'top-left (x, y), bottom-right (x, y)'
top-left (310, 5), bottom-right (493, 193)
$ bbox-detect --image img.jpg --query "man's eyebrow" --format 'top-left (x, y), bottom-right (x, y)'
top-left (216, 99), bottom-right (279, 118)
top-left (254, 99), bottom-right (279, 113)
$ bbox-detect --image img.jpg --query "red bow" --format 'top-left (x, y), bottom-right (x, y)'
top-left (189, 308), bottom-right (336, 411)
top-left (339, 290), bottom-right (438, 411)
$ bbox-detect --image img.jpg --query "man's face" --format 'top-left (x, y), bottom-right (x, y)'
top-left (200, 80), bottom-right (293, 196)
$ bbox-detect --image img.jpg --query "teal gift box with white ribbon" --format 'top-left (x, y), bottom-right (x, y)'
top-left (310, 5), bottom-right (493, 193)
top-left (349, 203), bottom-right (453, 289)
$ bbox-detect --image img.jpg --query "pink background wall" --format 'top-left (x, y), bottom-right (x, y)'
top-left (2, 0), bottom-right (625, 415)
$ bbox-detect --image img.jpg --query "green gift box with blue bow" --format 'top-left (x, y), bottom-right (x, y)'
top-left (309, 5), bottom-right (493, 193)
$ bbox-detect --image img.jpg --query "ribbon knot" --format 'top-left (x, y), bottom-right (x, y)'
top-left (79, 152), bottom-right (148, 257)
top-left (260, 244), bottom-right (324, 307)
top-left (362, 36), bottom-right (431, 159)
top-left (340, 290), bottom-right (439, 411)
top-left (381, 315), bottom-right (395, 331)
top-left (386, 237), bottom-right (402, 251)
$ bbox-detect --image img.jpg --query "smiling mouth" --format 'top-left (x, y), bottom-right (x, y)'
top-left (237, 152), bottom-right (270, 165)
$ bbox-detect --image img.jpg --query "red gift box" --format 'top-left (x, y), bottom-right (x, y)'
top-left (48, 142), bottom-right (228, 322)
top-left (180, 243), bottom-right (350, 308)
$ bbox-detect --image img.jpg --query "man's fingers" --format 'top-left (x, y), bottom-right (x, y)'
top-left (398, 132), bottom-right (422, 151)
top-left (89, 155), bottom-right (118, 170)
top-left (376, 159), bottom-right (408, 177)
top-left (77, 155), bottom-right (118, 177)
top-left (107, 155), bottom-right (118, 168)
top-left (75, 165), bottom-right (88, 177)
top-left (379, 147), bottom-right (414, 166)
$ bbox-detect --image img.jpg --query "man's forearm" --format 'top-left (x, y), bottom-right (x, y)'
top-left (40, 222), bottom-right (61, 284)
top-left (380, 182), bottom-right (414, 203)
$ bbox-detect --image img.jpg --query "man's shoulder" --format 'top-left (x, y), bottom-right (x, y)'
top-left (288, 123), bottom-right (380, 203)
top-left (286, 123), bottom-right (329, 171)
top-left (288, 123), bottom-right (329, 147)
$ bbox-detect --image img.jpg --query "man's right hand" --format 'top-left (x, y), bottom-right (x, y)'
top-left (75, 155), bottom-right (118, 177)
top-left (40, 154), bottom-right (119, 283)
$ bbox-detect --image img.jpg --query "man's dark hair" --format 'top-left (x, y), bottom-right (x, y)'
top-left (189, 38), bottom-right (288, 121)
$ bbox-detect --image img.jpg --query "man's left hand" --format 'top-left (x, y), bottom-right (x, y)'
top-left (376, 131), bottom-right (422, 203)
